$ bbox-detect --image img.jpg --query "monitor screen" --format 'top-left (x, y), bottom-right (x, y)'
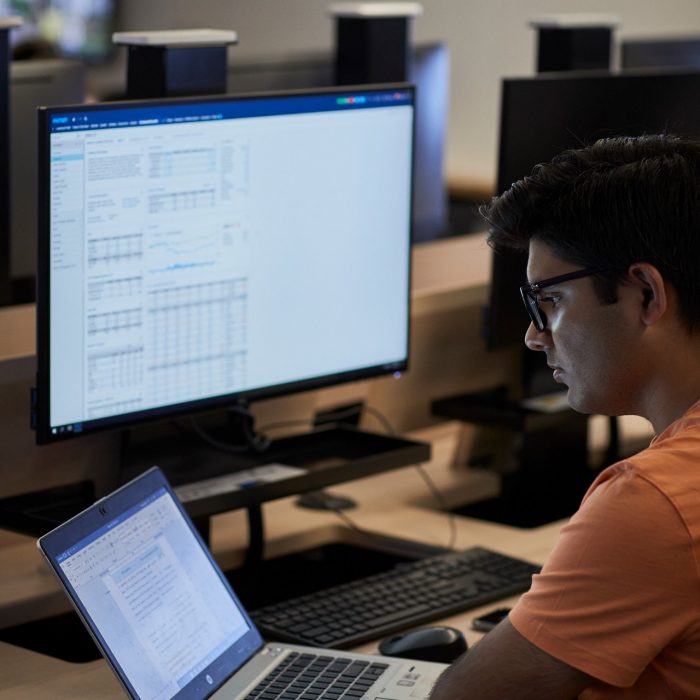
top-left (35, 85), bottom-right (415, 443)
top-left (486, 69), bottom-right (700, 357)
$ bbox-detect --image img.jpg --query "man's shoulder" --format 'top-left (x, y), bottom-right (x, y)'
top-left (594, 408), bottom-right (700, 500)
top-left (583, 443), bottom-right (700, 542)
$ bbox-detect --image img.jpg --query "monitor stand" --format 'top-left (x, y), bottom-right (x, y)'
top-left (0, 411), bottom-right (428, 540)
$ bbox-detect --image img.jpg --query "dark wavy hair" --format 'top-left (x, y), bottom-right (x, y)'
top-left (482, 134), bottom-right (700, 332)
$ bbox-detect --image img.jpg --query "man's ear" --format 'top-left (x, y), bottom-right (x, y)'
top-left (627, 262), bottom-right (667, 326)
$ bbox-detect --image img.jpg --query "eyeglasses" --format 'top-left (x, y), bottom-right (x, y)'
top-left (519, 267), bottom-right (618, 332)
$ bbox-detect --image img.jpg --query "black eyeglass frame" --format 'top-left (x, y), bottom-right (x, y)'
top-left (519, 267), bottom-right (622, 332)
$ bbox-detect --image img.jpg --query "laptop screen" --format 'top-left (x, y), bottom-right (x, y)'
top-left (39, 467), bottom-right (264, 700)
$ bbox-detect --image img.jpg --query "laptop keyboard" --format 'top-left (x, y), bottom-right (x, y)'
top-left (245, 652), bottom-right (389, 700)
top-left (252, 546), bottom-right (540, 648)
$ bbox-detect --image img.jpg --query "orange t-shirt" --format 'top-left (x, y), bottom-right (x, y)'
top-left (510, 400), bottom-right (700, 698)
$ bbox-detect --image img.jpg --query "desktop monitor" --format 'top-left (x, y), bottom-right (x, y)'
top-left (621, 36), bottom-right (700, 70)
top-left (9, 58), bottom-right (85, 298)
top-left (227, 43), bottom-right (449, 243)
top-left (34, 84), bottom-right (415, 444)
top-left (486, 69), bottom-right (700, 392)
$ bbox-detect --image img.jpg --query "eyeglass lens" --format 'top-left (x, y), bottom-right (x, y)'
top-left (521, 288), bottom-right (546, 331)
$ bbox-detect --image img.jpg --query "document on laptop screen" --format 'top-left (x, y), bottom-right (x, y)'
top-left (57, 486), bottom-right (250, 700)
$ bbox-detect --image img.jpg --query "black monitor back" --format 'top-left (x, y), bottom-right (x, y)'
top-left (487, 69), bottom-right (700, 368)
top-left (227, 43), bottom-right (449, 243)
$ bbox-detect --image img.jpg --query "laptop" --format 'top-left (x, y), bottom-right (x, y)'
top-left (38, 467), bottom-right (448, 700)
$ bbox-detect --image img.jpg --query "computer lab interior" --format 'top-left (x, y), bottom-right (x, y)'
top-left (1, 1), bottom-right (700, 697)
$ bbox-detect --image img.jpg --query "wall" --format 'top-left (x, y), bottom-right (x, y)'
top-left (115, 0), bottom-right (700, 189)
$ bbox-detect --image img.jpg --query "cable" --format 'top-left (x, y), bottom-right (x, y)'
top-left (189, 400), bottom-right (458, 549)
top-left (412, 463), bottom-right (458, 550)
top-left (265, 402), bottom-right (458, 551)
top-left (361, 404), bottom-right (395, 436)
top-left (189, 405), bottom-right (270, 455)
top-left (256, 404), bottom-right (366, 435)
top-left (257, 403), bottom-right (391, 436)
top-left (189, 415), bottom-right (251, 454)
top-left (361, 406), bottom-right (458, 551)
top-left (297, 490), bottom-right (379, 542)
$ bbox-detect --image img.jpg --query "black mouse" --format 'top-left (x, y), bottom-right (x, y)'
top-left (378, 626), bottom-right (468, 663)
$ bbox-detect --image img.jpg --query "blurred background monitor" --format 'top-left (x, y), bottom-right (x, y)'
top-left (1, 0), bottom-right (117, 63)
top-left (10, 58), bottom-right (85, 302)
top-left (487, 69), bottom-right (700, 394)
top-left (621, 36), bottom-right (700, 70)
top-left (228, 42), bottom-right (450, 244)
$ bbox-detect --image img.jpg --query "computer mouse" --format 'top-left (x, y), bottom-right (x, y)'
top-left (378, 626), bottom-right (468, 663)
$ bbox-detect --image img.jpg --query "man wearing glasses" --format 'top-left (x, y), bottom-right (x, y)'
top-left (430, 135), bottom-right (700, 699)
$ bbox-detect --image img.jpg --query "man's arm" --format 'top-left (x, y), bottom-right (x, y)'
top-left (429, 618), bottom-right (593, 700)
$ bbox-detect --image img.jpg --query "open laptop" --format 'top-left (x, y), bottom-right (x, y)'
top-left (38, 467), bottom-right (448, 700)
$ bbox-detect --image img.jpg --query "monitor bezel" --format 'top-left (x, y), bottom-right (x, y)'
top-left (35, 83), bottom-right (416, 444)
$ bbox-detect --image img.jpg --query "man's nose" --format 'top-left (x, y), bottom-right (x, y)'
top-left (524, 322), bottom-right (552, 351)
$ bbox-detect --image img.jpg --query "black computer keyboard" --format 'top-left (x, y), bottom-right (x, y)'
top-left (251, 546), bottom-right (540, 648)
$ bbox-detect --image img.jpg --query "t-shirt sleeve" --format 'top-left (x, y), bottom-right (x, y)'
top-left (510, 467), bottom-right (699, 688)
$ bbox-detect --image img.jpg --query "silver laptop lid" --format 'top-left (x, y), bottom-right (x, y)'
top-left (38, 466), bottom-right (265, 700)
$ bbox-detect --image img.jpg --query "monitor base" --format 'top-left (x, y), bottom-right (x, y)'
top-left (0, 425), bottom-right (428, 538)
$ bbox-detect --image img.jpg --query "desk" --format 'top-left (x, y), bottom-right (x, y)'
top-left (0, 232), bottom-right (653, 696)
top-left (0, 423), bottom-right (564, 699)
